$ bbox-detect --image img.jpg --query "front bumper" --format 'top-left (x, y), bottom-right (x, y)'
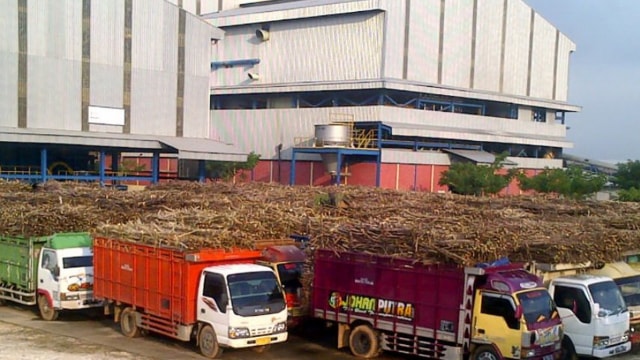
top-left (59, 298), bottom-right (103, 310)
top-left (225, 332), bottom-right (288, 349)
top-left (593, 341), bottom-right (631, 358)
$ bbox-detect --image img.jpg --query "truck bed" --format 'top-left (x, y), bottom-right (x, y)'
top-left (312, 249), bottom-right (465, 337)
top-left (0, 235), bottom-right (47, 294)
top-left (93, 237), bottom-right (262, 324)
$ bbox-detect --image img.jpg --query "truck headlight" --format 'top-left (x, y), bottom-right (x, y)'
top-left (272, 321), bottom-right (287, 333)
top-left (60, 293), bottom-right (79, 301)
top-left (228, 327), bottom-right (251, 339)
top-left (520, 348), bottom-right (536, 358)
top-left (593, 336), bottom-right (610, 349)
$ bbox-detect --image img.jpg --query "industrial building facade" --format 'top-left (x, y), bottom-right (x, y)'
top-left (200, 0), bottom-right (580, 193)
top-left (0, 0), bottom-right (245, 184)
top-left (0, 0), bottom-right (580, 192)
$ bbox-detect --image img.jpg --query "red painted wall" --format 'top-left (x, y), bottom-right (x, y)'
top-left (346, 162), bottom-right (377, 187)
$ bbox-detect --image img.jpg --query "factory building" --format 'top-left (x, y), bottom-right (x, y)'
top-left (198, 0), bottom-right (580, 192)
top-left (0, 0), bottom-right (246, 184)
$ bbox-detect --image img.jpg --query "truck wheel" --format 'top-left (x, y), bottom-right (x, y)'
top-left (38, 294), bottom-right (59, 321)
top-left (348, 324), bottom-right (380, 358)
top-left (561, 337), bottom-right (578, 360)
top-left (120, 307), bottom-right (142, 338)
top-left (474, 345), bottom-right (499, 360)
top-left (199, 325), bottom-right (223, 358)
top-left (252, 345), bottom-right (271, 353)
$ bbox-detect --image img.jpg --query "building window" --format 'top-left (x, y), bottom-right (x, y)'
top-left (533, 109), bottom-right (547, 123)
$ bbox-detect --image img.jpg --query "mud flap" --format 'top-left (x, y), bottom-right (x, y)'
top-left (337, 323), bottom-right (351, 349)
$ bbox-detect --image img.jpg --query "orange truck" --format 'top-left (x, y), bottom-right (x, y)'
top-left (93, 237), bottom-right (289, 358)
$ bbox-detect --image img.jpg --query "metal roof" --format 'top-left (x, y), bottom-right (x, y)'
top-left (381, 121), bottom-right (573, 148)
top-left (443, 149), bottom-right (517, 166)
top-left (0, 127), bottom-right (247, 162)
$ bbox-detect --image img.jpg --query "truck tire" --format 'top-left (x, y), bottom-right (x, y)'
top-left (198, 325), bottom-right (223, 358)
top-left (473, 345), bottom-right (499, 360)
top-left (120, 307), bottom-right (142, 338)
top-left (348, 324), bottom-right (381, 358)
top-left (38, 294), bottom-right (59, 321)
top-left (561, 337), bottom-right (579, 360)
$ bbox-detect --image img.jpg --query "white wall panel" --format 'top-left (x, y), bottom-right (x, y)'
top-left (441, 0), bottom-right (473, 88)
top-left (0, 0), bottom-right (18, 52)
top-left (212, 12), bottom-right (383, 87)
top-left (0, 54), bottom-right (18, 128)
top-left (28, 57), bottom-right (82, 130)
top-left (529, 14), bottom-right (555, 99)
top-left (132, 0), bottom-right (176, 71)
top-left (381, 149), bottom-right (450, 165)
top-left (555, 35), bottom-right (575, 102)
top-left (130, 69), bottom-right (176, 136)
top-left (28, 0), bottom-right (82, 61)
top-left (473, 0), bottom-right (503, 92)
top-left (186, 16), bottom-right (212, 77)
top-left (91, 63), bottom-right (124, 109)
top-left (0, 0), bottom-right (18, 127)
top-left (406, 0), bottom-right (440, 84)
top-left (380, 0), bottom-right (405, 79)
top-left (502, 0), bottom-right (530, 96)
top-left (183, 74), bottom-right (210, 138)
top-left (91, 1), bottom-right (124, 66)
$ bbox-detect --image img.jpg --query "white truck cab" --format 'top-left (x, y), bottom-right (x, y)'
top-left (529, 262), bottom-right (631, 359)
top-left (196, 263), bottom-right (288, 354)
top-left (36, 233), bottom-right (102, 320)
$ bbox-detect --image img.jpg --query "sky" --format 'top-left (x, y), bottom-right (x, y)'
top-left (524, 0), bottom-right (640, 164)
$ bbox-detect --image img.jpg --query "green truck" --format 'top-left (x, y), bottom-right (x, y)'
top-left (0, 232), bottom-right (102, 320)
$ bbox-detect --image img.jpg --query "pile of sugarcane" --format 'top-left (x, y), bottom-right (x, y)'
top-left (1, 180), bottom-right (640, 265)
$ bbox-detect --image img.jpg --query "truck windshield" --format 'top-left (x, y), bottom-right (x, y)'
top-left (517, 289), bottom-right (557, 324)
top-left (62, 256), bottom-right (93, 269)
top-left (277, 262), bottom-right (303, 293)
top-left (589, 281), bottom-right (627, 316)
top-left (228, 271), bottom-right (286, 317)
top-left (615, 276), bottom-right (640, 307)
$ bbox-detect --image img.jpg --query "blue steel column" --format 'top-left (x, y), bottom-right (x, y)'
top-left (375, 123), bottom-right (382, 187)
top-left (111, 152), bottom-right (119, 174)
top-left (198, 160), bottom-right (206, 183)
top-left (99, 150), bottom-right (106, 186)
top-left (289, 150), bottom-right (297, 185)
top-left (40, 148), bottom-right (47, 183)
top-left (151, 152), bottom-right (160, 184)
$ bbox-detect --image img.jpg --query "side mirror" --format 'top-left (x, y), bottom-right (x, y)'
top-left (53, 265), bottom-right (60, 277)
top-left (594, 302), bottom-right (601, 317)
top-left (515, 305), bottom-right (523, 320)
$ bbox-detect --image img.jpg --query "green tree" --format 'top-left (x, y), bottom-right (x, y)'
top-left (617, 187), bottom-right (640, 202)
top-left (613, 160), bottom-right (640, 190)
top-left (517, 165), bottom-right (606, 200)
top-left (206, 152), bottom-right (261, 181)
top-left (439, 153), bottom-right (515, 196)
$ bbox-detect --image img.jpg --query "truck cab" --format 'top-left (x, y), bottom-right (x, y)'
top-left (197, 263), bottom-right (288, 353)
top-left (529, 263), bottom-right (631, 359)
top-left (589, 261), bottom-right (640, 346)
top-left (36, 232), bottom-right (102, 320)
top-left (256, 245), bottom-right (306, 327)
top-left (469, 266), bottom-right (564, 360)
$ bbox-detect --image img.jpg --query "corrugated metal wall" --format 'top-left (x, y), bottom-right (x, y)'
top-left (0, 0), bottom-right (19, 128)
top-left (405, 0), bottom-right (440, 83)
top-left (28, 0), bottom-right (83, 131)
top-left (130, 0), bottom-right (178, 136)
top-left (529, 13), bottom-right (556, 99)
top-left (183, 18), bottom-right (212, 138)
top-left (473, 0), bottom-right (504, 92)
top-left (440, 0), bottom-right (473, 88)
top-left (211, 12), bottom-right (384, 87)
top-left (503, 0), bottom-right (533, 97)
top-left (90, 0), bottom-right (124, 109)
top-left (555, 34), bottom-right (575, 102)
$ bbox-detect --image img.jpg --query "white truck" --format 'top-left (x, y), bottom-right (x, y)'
top-left (0, 232), bottom-right (102, 320)
top-left (527, 262), bottom-right (631, 359)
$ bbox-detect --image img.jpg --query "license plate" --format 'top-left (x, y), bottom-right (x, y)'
top-left (256, 337), bottom-right (271, 345)
top-left (614, 345), bottom-right (627, 354)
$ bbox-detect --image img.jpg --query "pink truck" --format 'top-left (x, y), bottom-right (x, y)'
top-left (311, 249), bottom-right (563, 360)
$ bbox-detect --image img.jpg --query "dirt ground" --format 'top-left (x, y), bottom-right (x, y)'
top-left (0, 321), bottom-right (152, 360)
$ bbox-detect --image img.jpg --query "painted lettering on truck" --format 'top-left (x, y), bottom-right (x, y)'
top-left (328, 292), bottom-right (415, 320)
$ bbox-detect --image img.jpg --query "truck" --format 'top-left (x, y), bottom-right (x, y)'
top-left (527, 262), bottom-right (631, 359)
top-left (92, 237), bottom-right (289, 358)
top-left (0, 232), bottom-right (102, 320)
top-left (588, 261), bottom-right (640, 346)
top-left (311, 249), bottom-right (563, 359)
top-left (255, 239), bottom-right (307, 327)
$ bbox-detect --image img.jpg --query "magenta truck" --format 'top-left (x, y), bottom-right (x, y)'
top-left (311, 249), bottom-right (563, 360)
